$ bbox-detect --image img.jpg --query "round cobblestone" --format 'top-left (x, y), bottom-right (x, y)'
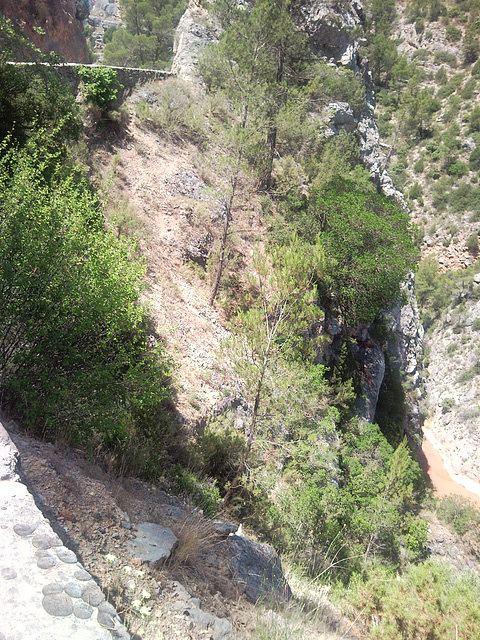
top-left (1, 567), bottom-right (17, 580)
top-left (111, 627), bottom-right (130, 640)
top-left (73, 602), bottom-right (94, 620)
top-left (55, 547), bottom-right (77, 564)
top-left (13, 523), bottom-right (36, 537)
top-left (81, 584), bottom-right (105, 606)
top-left (98, 601), bottom-right (117, 616)
top-left (98, 611), bottom-right (115, 628)
top-left (65, 581), bottom-right (84, 598)
top-left (36, 550), bottom-right (57, 569)
top-left (74, 568), bottom-right (91, 581)
top-left (42, 592), bottom-right (74, 617)
top-left (32, 534), bottom-right (59, 550)
top-left (42, 583), bottom-right (64, 595)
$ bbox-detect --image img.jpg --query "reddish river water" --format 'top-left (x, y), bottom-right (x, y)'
top-left (418, 421), bottom-right (480, 508)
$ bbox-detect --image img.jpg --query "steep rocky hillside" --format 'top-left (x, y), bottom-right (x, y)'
top-left (4, 1), bottom-right (480, 637)
top-left (0, 0), bottom-right (91, 62)
top-left (373, 0), bottom-right (480, 484)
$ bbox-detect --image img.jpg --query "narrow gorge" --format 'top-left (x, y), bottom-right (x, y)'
top-left (2, 1), bottom-right (480, 639)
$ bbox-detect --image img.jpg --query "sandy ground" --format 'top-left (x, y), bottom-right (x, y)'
top-left (420, 421), bottom-right (480, 508)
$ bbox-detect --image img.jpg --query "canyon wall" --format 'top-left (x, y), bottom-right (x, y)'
top-left (0, 0), bottom-right (90, 62)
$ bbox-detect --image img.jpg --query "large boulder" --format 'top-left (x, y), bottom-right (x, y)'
top-left (220, 534), bottom-right (292, 604)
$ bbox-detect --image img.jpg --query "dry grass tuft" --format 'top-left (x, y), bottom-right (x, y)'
top-left (170, 512), bottom-right (219, 569)
top-left (167, 513), bottom-right (236, 598)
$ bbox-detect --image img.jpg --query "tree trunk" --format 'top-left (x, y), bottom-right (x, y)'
top-left (259, 44), bottom-right (284, 191)
top-left (208, 177), bottom-right (237, 306)
top-left (223, 369), bottom-right (264, 506)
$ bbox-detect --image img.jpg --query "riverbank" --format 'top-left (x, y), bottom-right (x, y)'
top-left (420, 420), bottom-right (480, 508)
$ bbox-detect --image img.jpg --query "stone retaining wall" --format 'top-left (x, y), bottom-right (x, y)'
top-left (7, 62), bottom-right (173, 94)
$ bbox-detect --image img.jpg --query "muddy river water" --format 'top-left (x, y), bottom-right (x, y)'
top-left (419, 420), bottom-right (480, 507)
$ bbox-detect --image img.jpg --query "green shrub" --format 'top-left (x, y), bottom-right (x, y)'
top-left (435, 65), bottom-right (448, 85)
top-left (78, 65), bottom-right (123, 111)
top-left (473, 318), bottom-right (480, 330)
top-left (415, 17), bottom-right (425, 34)
top-left (437, 495), bottom-right (480, 535)
top-left (456, 361), bottom-right (480, 383)
top-left (307, 62), bottom-right (367, 116)
top-left (409, 182), bottom-right (423, 199)
top-left (446, 24), bottom-right (462, 42)
top-left (0, 31), bottom-right (81, 149)
top-left (446, 159), bottom-right (468, 177)
top-left (415, 256), bottom-right (451, 323)
top-left (441, 397), bottom-right (455, 413)
top-left (340, 560), bottom-right (480, 640)
top-left (414, 158), bottom-right (425, 173)
top-left (290, 178), bottom-right (418, 325)
top-left (171, 466), bottom-right (221, 517)
top-left (194, 420), bottom-right (245, 489)
top-left (462, 77), bottom-right (477, 99)
top-left (467, 233), bottom-right (479, 254)
top-left (471, 105), bottom-right (480, 132)
top-left (434, 49), bottom-right (458, 67)
top-left (449, 183), bottom-right (480, 214)
top-left (391, 161), bottom-right (408, 188)
top-left (135, 78), bottom-right (204, 142)
top-left (470, 147), bottom-right (480, 170)
top-left (102, 0), bottom-right (186, 69)
top-left (464, 30), bottom-right (480, 64)
top-left (0, 144), bottom-right (173, 461)
top-left (103, 25), bottom-right (117, 44)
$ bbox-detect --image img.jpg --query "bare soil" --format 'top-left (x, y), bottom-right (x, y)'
top-left (4, 413), bottom-right (258, 640)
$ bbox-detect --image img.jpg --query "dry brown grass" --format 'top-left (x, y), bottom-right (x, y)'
top-left (170, 512), bottom-right (219, 568)
top-left (167, 513), bottom-right (236, 598)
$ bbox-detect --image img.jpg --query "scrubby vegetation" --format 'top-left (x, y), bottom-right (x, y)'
top-left (103, 0), bottom-right (187, 68)
top-left (3, 2), bottom-right (480, 638)
top-left (0, 22), bottom-right (174, 475)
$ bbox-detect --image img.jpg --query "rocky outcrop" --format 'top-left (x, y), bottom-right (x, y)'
top-left (172, 0), bottom-right (221, 91)
top-left (127, 522), bottom-right (178, 563)
top-left (220, 533), bottom-right (292, 604)
top-left (170, 582), bottom-right (233, 640)
top-left (351, 331), bottom-right (386, 424)
top-left (1, 0), bottom-right (91, 63)
top-left (424, 290), bottom-right (480, 483)
top-left (387, 277), bottom-right (424, 383)
top-left (357, 101), bottom-right (407, 206)
top-left (298, 0), bottom-right (364, 68)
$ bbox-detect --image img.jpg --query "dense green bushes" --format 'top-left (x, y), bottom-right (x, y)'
top-left (340, 560), bottom-right (480, 640)
top-left (0, 18), bottom-right (81, 150)
top-left (0, 145), bottom-right (173, 464)
top-left (278, 177), bottom-right (418, 325)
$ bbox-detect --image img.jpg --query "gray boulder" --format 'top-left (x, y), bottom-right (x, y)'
top-left (0, 422), bottom-right (19, 481)
top-left (221, 534), bottom-right (292, 603)
top-left (127, 522), bottom-right (178, 563)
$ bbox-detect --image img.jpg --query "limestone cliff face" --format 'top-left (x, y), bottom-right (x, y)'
top-left (424, 291), bottom-right (480, 483)
top-left (171, 0), bottom-right (423, 426)
top-left (297, 0), bottom-right (364, 67)
top-left (172, 0), bottom-right (221, 91)
top-left (0, 0), bottom-right (90, 62)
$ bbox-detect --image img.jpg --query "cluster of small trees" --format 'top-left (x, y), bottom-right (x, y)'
top-left (103, 0), bottom-right (186, 68)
